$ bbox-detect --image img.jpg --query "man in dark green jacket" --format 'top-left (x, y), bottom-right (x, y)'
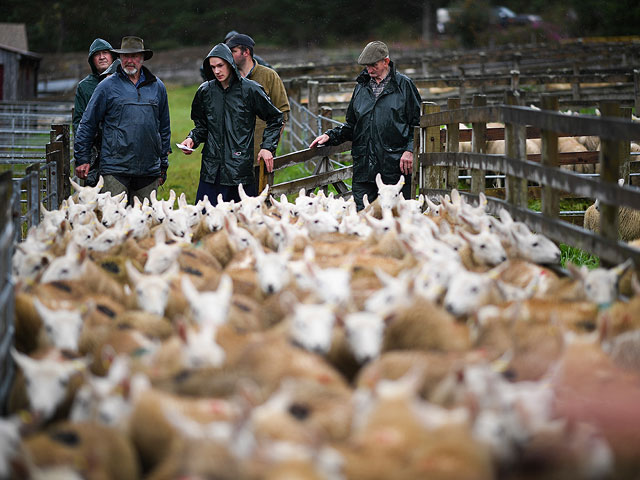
top-left (310, 41), bottom-right (422, 210)
top-left (73, 38), bottom-right (116, 134)
top-left (73, 38), bottom-right (120, 187)
top-left (179, 43), bottom-right (283, 204)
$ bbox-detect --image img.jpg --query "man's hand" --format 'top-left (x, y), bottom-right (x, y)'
top-left (309, 134), bottom-right (330, 149)
top-left (75, 163), bottom-right (90, 179)
top-left (258, 149), bottom-right (274, 173)
top-left (158, 169), bottom-right (167, 186)
top-left (400, 151), bottom-right (413, 175)
top-left (179, 138), bottom-right (195, 155)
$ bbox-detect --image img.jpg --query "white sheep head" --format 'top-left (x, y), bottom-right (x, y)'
top-left (566, 258), bottom-right (634, 306)
top-left (375, 173), bottom-right (405, 211)
top-left (144, 228), bottom-right (182, 274)
top-left (444, 269), bottom-right (498, 317)
top-left (40, 241), bottom-right (87, 283)
top-left (288, 302), bottom-right (336, 354)
top-left (237, 183), bottom-right (269, 222)
top-left (251, 241), bottom-right (291, 295)
top-left (126, 260), bottom-right (176, 316)
top-left (181, 274), bottom-right (233, 328)
top-left (70, 175), bottom-right (104, 206)
top-left (343, 311), bottom-right (386, 364)
top-left (459, 228), bottom-right (508, 267)
top-left (11, 348), bottom-right (89, 420)
top-left (33, 299), bottom-right (84, 352)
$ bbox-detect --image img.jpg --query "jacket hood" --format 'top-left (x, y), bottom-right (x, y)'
top-left (202, 43), bottom-right (240, 83)
top-left (88, 38), bottom-right (114, 75)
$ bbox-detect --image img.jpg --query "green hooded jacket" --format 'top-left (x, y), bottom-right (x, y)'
top-left (188, 43), bottom-right (283, 187)
top-left (72, 38), bottom-right (114, 133)
top-left (324, 61), bottom-right (422, 185)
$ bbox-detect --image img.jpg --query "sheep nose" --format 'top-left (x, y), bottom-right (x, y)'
top-left (445, 303), bottom-right (455, 314)
top-left (266, 285), bottom-right (275, 295)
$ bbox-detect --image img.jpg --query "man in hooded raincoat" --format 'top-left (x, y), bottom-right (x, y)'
top-left (310, 41), bottom-right (422, 210)
top-left (179, 43), bottom-right (283, 204)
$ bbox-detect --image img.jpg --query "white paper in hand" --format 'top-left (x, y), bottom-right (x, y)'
top-left (176, 143), bottom-right (195, 152)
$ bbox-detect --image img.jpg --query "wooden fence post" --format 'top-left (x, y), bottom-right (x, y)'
top-left (599, 102), bottom-right (623, 259)
top-left (504, 91), bottom-right (528, 209)
top-left (52, 124), bottom-right (71, 202)
top-left (572, 62), bottom-right (581, 102)
top-left (289, 78), bottom-right (303, 151)
top-left (621, 107), bottom-right (632, 186)
top-left (471, 95), bottom-right (487, 194)
top-left (423, 102), bottom-right (443, 192)
top-left (308, 80), bottom-right (320, 138)
top-left (446, 98), bottom-right (460, 190)
top-left (541, 95), bottom-right (560, 219)
top-left (634, 69), bottom-right (640, 116)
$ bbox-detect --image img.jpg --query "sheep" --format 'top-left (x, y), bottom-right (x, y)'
top-left (583, 179), bottom-right (640, 242)
top-left (565, 258), bottom-right (634, 306)
top-left (70, 175), bottom-right (105, 206)
top-left (125, 260), bottom-right (176, 316)
top-left (32, 298), bottom-right (84, 352)
top-left (20, 420), bottom-right (141, 480)
top-left (443, 269), bottom-right (505, 318)
top-left (8, 348), bottom-right (90, 422)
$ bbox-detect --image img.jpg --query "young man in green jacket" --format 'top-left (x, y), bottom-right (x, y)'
top-left (179, 43), bottom-right (283, 204)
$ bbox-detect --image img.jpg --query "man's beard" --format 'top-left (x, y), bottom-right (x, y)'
top-left (124, 66), bottom-right (138, 75)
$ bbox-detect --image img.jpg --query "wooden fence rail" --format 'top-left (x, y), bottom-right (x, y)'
top-left (413, 95), bottom-right (640, 267)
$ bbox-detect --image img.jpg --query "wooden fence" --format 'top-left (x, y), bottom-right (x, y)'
top-left (413, 94), bottom-right (640, 267)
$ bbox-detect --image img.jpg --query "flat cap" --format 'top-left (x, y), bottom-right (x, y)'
top-left (357, 41), bottom-right (389, 65)
top-left (226, 33), bottom-right (255, 49)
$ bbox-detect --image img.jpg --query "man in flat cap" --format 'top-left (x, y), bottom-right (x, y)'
top-left (226, 33), bottom-right (289, 186)
top-left (74, 36), bottom-right (171, 202)
top-left (310, 40), bottom-right (422, 210)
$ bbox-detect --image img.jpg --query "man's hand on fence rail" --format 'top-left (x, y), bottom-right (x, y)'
top-left (400, 151), bottom-right (413, 175)
top-left (258, 148), bottom-right (274, 173)
top-left (75, 163), bottom-right (90, 179)
top-left (309, 134), bottom-right (330, 149)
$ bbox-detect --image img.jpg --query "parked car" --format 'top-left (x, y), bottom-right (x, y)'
top-left (492, 6), bottom-right (542, 27)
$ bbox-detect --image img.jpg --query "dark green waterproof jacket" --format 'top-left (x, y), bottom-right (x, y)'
top-left (324, 61), bottom-right (422, 184)
top-left (188, 43), bottom-right (283, 186)
top-left (73, 38), bottom-right (114, 134)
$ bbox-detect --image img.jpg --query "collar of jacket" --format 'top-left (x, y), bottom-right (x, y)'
top-left (356, 60), bottom-right (399, 88)
top-left (116, 64), bottom-right (157, 87)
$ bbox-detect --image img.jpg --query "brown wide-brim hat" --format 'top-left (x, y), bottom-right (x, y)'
top-left (111, 36), bottom-right (153, 60)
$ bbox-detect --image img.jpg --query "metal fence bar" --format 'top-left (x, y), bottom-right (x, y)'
top-left (0, 171), bottom-right (15, 414)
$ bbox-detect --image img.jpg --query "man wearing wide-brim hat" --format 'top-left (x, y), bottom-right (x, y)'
top-left (74, 36), bottom-right (171, 203)
top-left (309, 40), bottom-right (422, 210)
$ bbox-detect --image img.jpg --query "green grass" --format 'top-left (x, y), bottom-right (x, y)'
top-left (158, 83), bottom-right (201, 204)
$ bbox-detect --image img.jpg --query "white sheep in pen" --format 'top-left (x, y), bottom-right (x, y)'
top-left (6, 175), bottom-right (640, 479)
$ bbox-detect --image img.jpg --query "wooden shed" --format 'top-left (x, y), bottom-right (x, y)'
top-left (0, 23), bottom-right (41, 101)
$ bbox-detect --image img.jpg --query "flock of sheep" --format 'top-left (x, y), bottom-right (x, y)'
top-left (3, 173), bottom-right (640, 479)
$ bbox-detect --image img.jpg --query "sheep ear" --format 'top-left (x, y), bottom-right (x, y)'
top-left (565, 261), bottom-right (585, 280)
top-left (238, 183), bottom-right (248, 201)
top-left (375, 173), bottom-right (384, 190)
top-left (96, 175), bottom-right (104, 190)
top-left (181, 275), bottom-right (199, 304)
top-left (612, 258), bottom-right (634, 278)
